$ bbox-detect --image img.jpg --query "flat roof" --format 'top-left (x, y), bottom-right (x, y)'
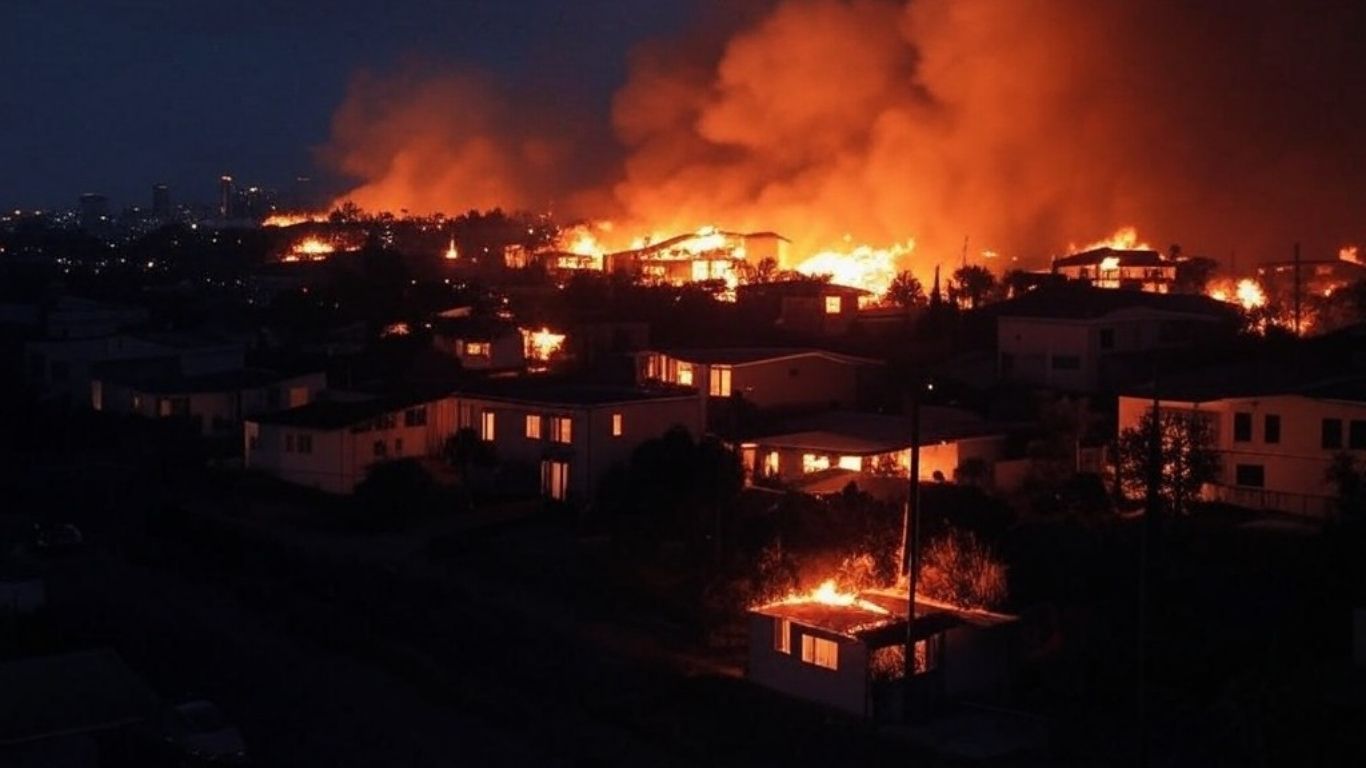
top-left (0, 649), bottom-right (159, 746)
top-left (752, 588), bottom-right (1017, 643)
top-left (103, 366), bottom-right (318, 394)
top-left (757, 408), bottom-right (1003, 449)
top-left (251, 388), bottom-right (453, 429)
top-left (1053, 247), bottom-right (1169, 268)
top-left (456, 378), bottom-right (698, 407)
top-left (651, 347), bottom-right (883, 367)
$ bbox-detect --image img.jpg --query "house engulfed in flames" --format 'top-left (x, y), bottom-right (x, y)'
top-left (748, 581), bottom-right (1018, 719)
top-left (605, 229), bottom-right (790, 287)
top-left (1051, 247), bottom-right (1177, 293)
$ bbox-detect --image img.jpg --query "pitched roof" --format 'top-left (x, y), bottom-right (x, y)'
top-left (455, 378), bottom-right (698, 407)
top-left (250, 387), bottom-right (453, 429)
top-left (1052, 247), bottom-right (1170, 269)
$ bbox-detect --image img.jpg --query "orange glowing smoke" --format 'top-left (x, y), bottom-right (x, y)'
top-left (1208, 277), bottom-right (1267, 311)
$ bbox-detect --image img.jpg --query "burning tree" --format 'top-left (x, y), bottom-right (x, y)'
top-left (1116, 408), bottom-right (1220, 516)
top-left (949, 265), bottom-right (997, 310)
top-left (917, 529), bottom-right (1008, 611)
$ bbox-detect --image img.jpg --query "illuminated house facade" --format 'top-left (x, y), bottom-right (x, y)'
top-left (636, 348), bottom-right (881, 430)
top-left (748, 589), bottom-right (1017, 718)
top-left (1117, 375), bottom-right (1366, 518)
top-left (245, 391), bottom-right (458, 494)
top-left (430, 315), bottom-right (525, 373)
top-left (1052, 248), bottom-right (1176, 293)
top-left (452, 381), bottom-right (702, 502)
top-left (741, 408), bottom-right (1005, 496)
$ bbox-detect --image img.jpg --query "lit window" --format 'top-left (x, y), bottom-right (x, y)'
top-left (763, 451), bottom-right (780, 477)
top-left (837, 455), bottom-right (862, 471)
top-left (709, 366), bottom-right (732, 397)
top-left (465, 341), bottom-right (490, 357)
top-left (550, 416), bottom-right (573, 444)
top-left (541, 459), bottom-right (569, 501)
top-left (677, 362), bottom-right (694, 386)
top-left (480, 410), bottom-right (496, 441)
top-left (773, 617), bottom-right (791, 654)
top-left (611, 413), bottom-right (623, 437)
top-left (824, 295), bottom-right (841, 314)
top-left (800, 634), bottom-right (838, 670)
top-left (913, 635), bottom-right (942, 674)
top-left (802, 454), bottom-right (831, 473)
top-left (525, 414), bottom-right (542, 439)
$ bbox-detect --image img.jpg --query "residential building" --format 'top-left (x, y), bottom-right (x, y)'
top-left (430, 315), bottom-right (525, 373)
top-left (245, 390), bottom-right (458, 494)
top-left (737, 281), bottom-right (870, 337)
top-left (93, 367), bottom-right (326, 437)
top-left (741, 408), bottom-right (1005, 497)
top-left (993, 285), bottom-right (1237, 393)
top-left (1257, 253), bottom-right (1366, 304)
top-left (1118, 373), bottom-right (1366, 518)
top-left (636, 347), bottom-right (882, 429)
top-left (1052, 247), bottom-right (1176, 293)
top-left (452, 380), bottom-right (703, 502)
top-left (26, 331), bottom-right (245, 402)
top-left (748, 588), bottom-right (1017, 718)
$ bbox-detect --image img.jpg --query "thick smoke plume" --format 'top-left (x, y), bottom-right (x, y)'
top-left (323, 0), bottom-right (1366, 272)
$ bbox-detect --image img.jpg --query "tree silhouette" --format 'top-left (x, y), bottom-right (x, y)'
top-left (883, 270), bottom-right (926, 308)
top-left (950, 264), bottom-right (997, 309)
top-left (1116, 408), bottom-right (1219, 516)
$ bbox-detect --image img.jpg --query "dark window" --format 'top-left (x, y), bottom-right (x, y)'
top-left (1264, 414), bottom-right (1280, 444)
top-left (1233, 412), bottom-right (1252, 442)
top-left (1235, 464), bottom-right (1265, 488)
top-left (1322, 419), bottom-right (1343, 449)
top-left (404, 406), bottom-right (427, 427)
top-left (1000, 353), bottom-right (1015, 375)
top-left (373, 440), bottom-right (387, 458)
top-left (1099, 328), bottom-right (1115, 350)
top-left (297, 434), bottom-right (312, 455)
top-left (285, 434), bottom-right (295, 453)
top-left (1351, 420), bottom-right (1366, 450)
top-left (394, 438), bottom-right (403, 456)
top-left (1051, 355), bottom-right (1081, 371)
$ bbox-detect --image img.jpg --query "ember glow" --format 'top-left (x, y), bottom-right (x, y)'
top-left (443, 237), bottom-right (459, 260)
top-left (1341, 245), bottom-right (1360, 265)
top-left (291, 237), bottom-right (335, 258)
top-left (795, 240), bottom-right (912, 296)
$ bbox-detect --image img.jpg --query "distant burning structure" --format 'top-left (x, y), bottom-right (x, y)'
top-left (1052, 229), bottom-right (1176, 293)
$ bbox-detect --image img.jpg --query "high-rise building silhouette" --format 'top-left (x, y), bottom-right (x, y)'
top-left (152, 183), bottom-right (171, 219)
top-left (219, 175), bottom-right (234, 219)
top-left (78, 193), bottom-right (109, 230)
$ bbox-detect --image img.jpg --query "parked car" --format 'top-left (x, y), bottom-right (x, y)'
top-left (162, 699), bottom-right (248, 764)
top-left (31, 522), bottom-right (83, 554)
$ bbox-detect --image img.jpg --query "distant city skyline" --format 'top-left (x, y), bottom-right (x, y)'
top-left (0, 0), bottom-right (695, 210)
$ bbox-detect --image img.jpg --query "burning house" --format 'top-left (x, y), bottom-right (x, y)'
top-left (1051, 247), bottom-right (1177, 293)
top-left (748, 583), bottom-right (1018, 719)
top-left (604, 229), bottom-right (790, 287)
top-left (736, 280), bottom-right (870, 337)
top-left (1256, 247), bottom-right (1366, 303)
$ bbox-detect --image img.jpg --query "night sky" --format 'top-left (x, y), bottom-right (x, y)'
top-left (0, 0), bottom-right (695, 210)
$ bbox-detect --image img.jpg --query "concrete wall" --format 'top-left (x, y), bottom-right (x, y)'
top-left (1117, 393), bottom-right (1365, 517)
top-left (747, 613), bottom-right (869, 717)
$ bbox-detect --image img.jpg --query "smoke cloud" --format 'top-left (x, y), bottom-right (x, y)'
top-left (322, 0), bottom-right (1366, 272)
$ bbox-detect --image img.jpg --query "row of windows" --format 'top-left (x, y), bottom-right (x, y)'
top-left (1232, 413), bottom-right (1366, 450)
top-left (373, 438), bottom-right (403, 459)
top-left (771, 617), bottom-right (942, 676)
top-left (283, 433), bottom-right (313, 454)
top-left (480, 411), bottom-right (626, 442)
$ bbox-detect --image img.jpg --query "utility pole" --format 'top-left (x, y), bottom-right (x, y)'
top-left (902, 378), bottom-right (927, 722)
top-left (1293, 242), bottom-right (1302, 336)
top-left (1139, 359), bottom-right (1162, 766)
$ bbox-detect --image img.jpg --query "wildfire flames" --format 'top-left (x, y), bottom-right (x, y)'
top-left (1208, 278), bottom-right (1267, 311)
top-left (1341, 245), bottom-right (1360, 264)
top-left (264, 212), bottom-right (326, 227)
top-left (520, 327), bottom-right (566, 362)
top-left (1071, 226), bottom-right (1153, 253)
top-left (795, 240), bottom-right (912, 296)
top-left (444, 237), bottom-right (459, 260)
top-left (290, 237), bottom-right (335, 258)
top-left (769, 579), bottom-right (890, 615)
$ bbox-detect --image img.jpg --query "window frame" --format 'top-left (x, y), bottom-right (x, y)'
top-left (1233, 412), bottom-right (1252, 443)
top-left (1234, 463), bottom-right (1265, 488)
top-left (800, 634), bottom-right (839, 670)
top-left (480, 410), bottom-right (496, 442)
top-left (1322, 418), bottom-right (1344, 450)
top-left (525, 414), bottom-right (542, 440)
top-left (611, 412), bottom-right (623, 437)
top-left (1263, 414), bottom-right (1281, 445)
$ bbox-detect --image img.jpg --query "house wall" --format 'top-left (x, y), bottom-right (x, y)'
top-left (942, 623), bottom-right (1017, 700)
top-left (1117, 394), bottom-right (1366, 517)
top-left (245, 397), bottom-right (458, 494)
top-left (746, 613), bottom-right (869, 717)
top-left (733, 356), bottom-right (862, 410)
top-left (753, 437), bottom-right (1003, 488)
top-left (456, 395), bottom-right (702, 501)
